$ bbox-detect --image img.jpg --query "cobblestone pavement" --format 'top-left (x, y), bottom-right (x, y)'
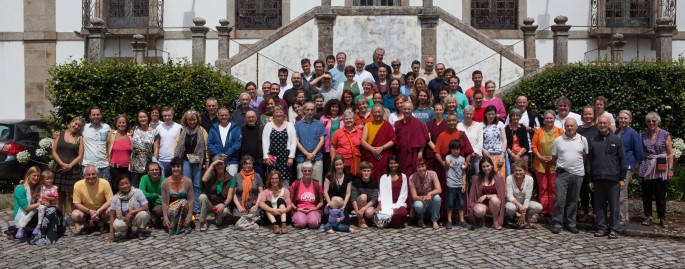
top-left (2, 220), bottom-right (684, 268)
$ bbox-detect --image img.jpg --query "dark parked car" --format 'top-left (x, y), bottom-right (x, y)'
top-left (0, 120), bottom-right (50, 182)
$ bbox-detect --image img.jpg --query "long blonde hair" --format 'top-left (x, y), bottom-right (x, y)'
top-left (21, 166), bottom-right (42, 201)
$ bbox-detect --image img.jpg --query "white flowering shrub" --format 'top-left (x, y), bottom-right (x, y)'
top-left (35, 148), bottom-right (48, 157)
top-left (16, 150), bottom-right (31, 163)
top-left (38, 137), bottom-right (53, 149)
top-left (673, 138), bottom-right (685, 160)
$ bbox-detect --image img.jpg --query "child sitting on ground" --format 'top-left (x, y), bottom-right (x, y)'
top-left (324, 196), bottom-right (355, 234)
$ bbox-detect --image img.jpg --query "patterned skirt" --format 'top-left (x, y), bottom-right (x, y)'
top-left (51, 163), bottom-right (82, 193)
top-left (168, 199), bottom-right (192, 235)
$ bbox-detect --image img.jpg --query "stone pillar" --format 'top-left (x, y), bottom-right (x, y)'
top-left (131, 34), bottom-right (147, 64)
top-left (609, 34), bottom-right (626, 63)
top-left (190, 17), bottom-right (209, 65)
top-left (419, 8), bottom-right (439, 64)
top-left (84, 17), bottom-right (106, 63)
top-left (215, 19), bottom-right (233, 68)
top-left (520, 18), bottom-right (539, 75)
top-left (316, 12), bottom-right (336, 61)
top-left (551, 16), bottom-right (571, 66)
top-left (654, 16), bottom-right (677, 62)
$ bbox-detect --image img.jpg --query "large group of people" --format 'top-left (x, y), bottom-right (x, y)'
top-left (11, 48), bottom-right (675, 243)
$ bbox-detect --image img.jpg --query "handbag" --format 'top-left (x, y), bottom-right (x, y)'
top-left (657, 157), bottom-right (668, 172)
top-left (343, 130), bottom-right (361, 177)
top-left (186, 154), bottom-right (201, 164)
top-left (373, 212), bottom-right (391, 228)
top-left (234, 213), bottom-right (260, 231)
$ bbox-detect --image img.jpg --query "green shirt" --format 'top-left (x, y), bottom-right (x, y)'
top-left (13, 185), bottom-right (29, 219)
top-left (139, 174), bottom-right (165, 206)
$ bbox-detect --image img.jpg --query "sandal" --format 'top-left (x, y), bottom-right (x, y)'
top-left (200, 222), bottom-right (208, 232)
top-left (608, 231), bottom-right (619, 239)
top-left (493, 225), bottom-right (503, 230)
top-left (594, 230), bottom-right (608, 237)
top-left (432, 222), bottom-right (440, 230)
top-left (642, 217), bottom-right (652, 226)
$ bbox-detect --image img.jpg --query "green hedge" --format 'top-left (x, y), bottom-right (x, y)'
top-left (502, 61), bottom-right (685, 139)
top-left (46, 59), bottom-right (242, 129)
top-left (503, 60), bottom-right (685, 200)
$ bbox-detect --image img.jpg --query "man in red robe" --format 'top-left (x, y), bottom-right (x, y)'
top-left (394, 101), bottom-right (429, 176)
top-left (361, 105), bottom-right (396, 181)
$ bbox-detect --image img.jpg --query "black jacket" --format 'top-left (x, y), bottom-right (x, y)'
top-left (587, 132), bottom-right (627, 181)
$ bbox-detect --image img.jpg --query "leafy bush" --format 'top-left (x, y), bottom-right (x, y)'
top-left (45, 59), bottom-right (242, 130)
top-left (503, 60), bottom-right (685, 200)
top-left (502, 61), bottom-right (685, 139)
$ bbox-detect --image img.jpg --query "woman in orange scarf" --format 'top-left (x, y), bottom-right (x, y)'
top-left (229, 155), bottom-right (264, 221)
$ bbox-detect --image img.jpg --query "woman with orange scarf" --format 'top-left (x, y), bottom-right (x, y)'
top-left (229, 155), bottom-right (264, 221)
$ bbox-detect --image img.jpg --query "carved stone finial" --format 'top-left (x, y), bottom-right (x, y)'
top-left (193, 17), bottom-right (207, 26)
top-left (554, 16), bottom-right (568, 25)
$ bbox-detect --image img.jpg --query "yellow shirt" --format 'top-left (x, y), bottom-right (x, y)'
top-left (73, 178), bottom-right (113, 210)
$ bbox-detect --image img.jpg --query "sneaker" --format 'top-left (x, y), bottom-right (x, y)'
top-left (138, 231), bottom-right (149, 240)
top-left (15, 229), bottom-right (24, 239)
top-left (550, 226), bottom-right (561, 234)
top-left (445, 222), bottom-right (453, 229)
top-left (32, 227), bottom-right (41, 237)
top-left (458, 222), bottom-right (472, 229)
top-left (566, 226), bottom-right (579, 234)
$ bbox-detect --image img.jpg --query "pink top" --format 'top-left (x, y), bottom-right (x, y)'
top-left (482, 98), bottom-right (507, 122)
top-left (257, 187), bottom-right (293, 208)
top-left (110, 139), bottom-right (132, 167)
top-left (291, 180), bottom-right (321, 209)
top-left (41, 185), bottom-right (59, 205)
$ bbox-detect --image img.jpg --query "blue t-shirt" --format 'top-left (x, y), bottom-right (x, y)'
top-left (294, 119), bottom-right (326, 163)
top-left (413, 107), bottom-right (435, 124)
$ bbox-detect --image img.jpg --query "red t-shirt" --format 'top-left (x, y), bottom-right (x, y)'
top-left (473, 107), bottom-right (486, 122)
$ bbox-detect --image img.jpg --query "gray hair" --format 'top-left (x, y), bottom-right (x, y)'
top-left (556, 96), bottom-right (571, 107)
top-left (356, 97), bottom-right (370, 106)
top-left (463, 105), bottom-right (475, 113)
top-left (300, 161), bottom-right (313, 171)
top-left (543, 109), bottom-right (556, 118)
top-left (239, 92), bottom-right (250, 99)
top-left (362, 78), bottom-right (375, 87)
top-left (84, 165), bottom-right (98, 173)
top-left (645, 112), bottom-right (661, 125)
top-left (618, 110), bottom-right (633, 121)
top-left (372, 104), bottom-right (385, 111)
top-left (343, 110), bottom-right (355, 118)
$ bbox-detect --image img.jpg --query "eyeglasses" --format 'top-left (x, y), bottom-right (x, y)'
top-left (647, 120), bottom-right (658, 123)
top-left (392, 64), bottom-right (400, 67)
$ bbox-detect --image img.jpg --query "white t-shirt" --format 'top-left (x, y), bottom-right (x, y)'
top-left (156, 122), bottom-right (182, 162)
top-left (554, 112), bottom-right (582, 129)
top-left (354, 70), bottom-right (374, 86)
top-left (219, 123), bottom-right (231, 147)
top-left (552, 133), bottom-right (588, 176)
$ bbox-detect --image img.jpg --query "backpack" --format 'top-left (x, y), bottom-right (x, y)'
top-left (28, 207), bottom-right (65, 245)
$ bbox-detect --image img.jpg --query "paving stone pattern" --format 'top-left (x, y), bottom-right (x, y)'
top-left (1, 222), bottom-right (684, 268)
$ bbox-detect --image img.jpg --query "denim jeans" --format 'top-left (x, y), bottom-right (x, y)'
top-left (324, 222), bottom-right (351, 232)
top-left (182, 159), bottom-right (203, 213)
top-left (159, 161), bottom-right (171, 178)
top-left (413, 195), bottom-right (442, 222)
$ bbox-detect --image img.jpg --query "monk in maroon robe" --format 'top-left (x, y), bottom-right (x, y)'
top-left (394, 101), bottom-right (429, 177)
top-left (361, 105), bottom-right (396, 181)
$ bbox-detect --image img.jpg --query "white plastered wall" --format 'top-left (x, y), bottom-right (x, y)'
top-left (0, 42), bottom-right (26, 120)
